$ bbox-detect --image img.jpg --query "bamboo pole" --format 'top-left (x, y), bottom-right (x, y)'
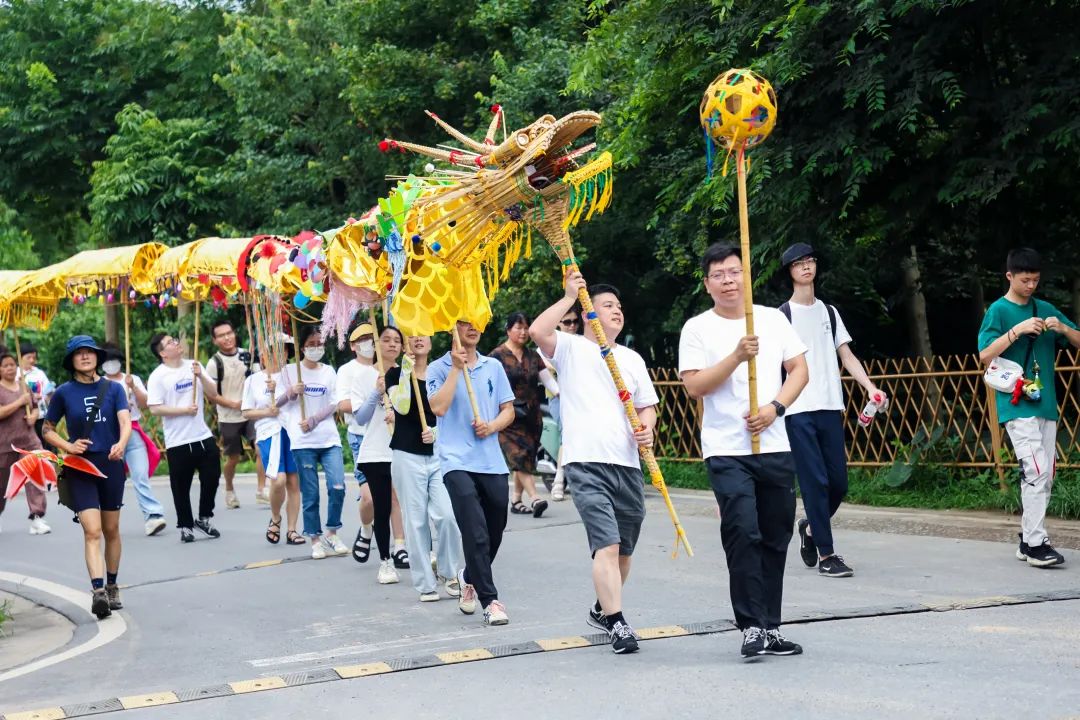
top-left (735, 145), bottom-right (760, 454)
top-left (124, 300), bottom-right (131, 377)
top-left (192, 300), bottom-right (201, 405)
top-left (290, 314), bottom-right (307, 421)
top-left (408, 338), bottom-right (430, 434)
top-left (367, 306), bottom-right (394, 415)
top-left (985, 382), bottom-right (1008, 492)
top-left (12, 327), bottom-right (31, 419)
top-left (243, 293), bottom-right (256, 368)
top-left (451, 325), bottom-right (481, 420)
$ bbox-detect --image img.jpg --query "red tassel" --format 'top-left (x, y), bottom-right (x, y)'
top-left (490, 104), bottom-right (501, 114)
top-left (378, 139), bottom-right (390, 153)
top-left (474, 156), bottom-right (486, 167)
top-left (449, 150), bottom-right (461, 164)
top-left (258, 243), bottom-right (276, 259)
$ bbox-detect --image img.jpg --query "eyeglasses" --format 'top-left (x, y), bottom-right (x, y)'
top-left (559, 319), bottom-right (580, 327)
top-left (707, 268), bottom-right (743, 281)
top-left (792, 258), bottom-right (817, 270)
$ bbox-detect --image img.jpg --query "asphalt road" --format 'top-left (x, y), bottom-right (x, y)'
top-left (2, 476), bottom-right (1079, 720)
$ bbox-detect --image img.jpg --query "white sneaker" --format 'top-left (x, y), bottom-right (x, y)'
top-left (430, 551), bottom-right (438, 573)
top-left (483, 600), bottom-right (509, 626)
top-left (552, 486), bottom-right (565, 501)
top-left (419, 591), bottom-right (440, 602)
top-left (457, 569), bottom-right (476, 615)
top-left (29, 517), bottom-right (51, 535)
top-left (225, 491), bottom-right (240, 509)
top-left (377, 559), bottom-right (400, 584)
top-left (443, 576), bottom-right (461, 598)
top-left (311, 539), bottom-right (328, 560)
top-left (256, 489), bottom-right (270, 505)
top-left (144, 517), bottom-right (167, 536)
top-left (325, 533), bottom-right (349, 556)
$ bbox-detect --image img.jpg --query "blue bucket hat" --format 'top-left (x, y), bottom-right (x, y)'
top-left (63, 335), bottom-right (105, 372)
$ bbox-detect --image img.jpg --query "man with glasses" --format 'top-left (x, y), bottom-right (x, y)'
top-left (147, 332), bottom-right (225, 543)
top-left (206, 319), bottom-right (264, 508)
top-left (779, 242), bottom-right (884, 579)
top-left (679, 243), bottom-right (808, 660)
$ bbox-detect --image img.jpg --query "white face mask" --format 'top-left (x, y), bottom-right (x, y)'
top-left (102, 360), bottom-right (122, 376)
top-left (357, 340), bottom-right (375, 359)
top-left (303, 347), bottom-right (325, 362)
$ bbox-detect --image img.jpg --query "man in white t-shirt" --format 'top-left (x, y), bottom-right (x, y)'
top-left (531, 272), bottom-right (658, 655)
top-left (146, 332), bottom-right (225, 543)
top-left (779, 243), bottom-right (886, 578)
top-left (206, 319), bottom-right (265, 509)
top-left (679, 243), bottom-right (809, 661)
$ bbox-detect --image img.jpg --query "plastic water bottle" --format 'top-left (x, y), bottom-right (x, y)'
top-left (857, 392), bottom-right (886, 428)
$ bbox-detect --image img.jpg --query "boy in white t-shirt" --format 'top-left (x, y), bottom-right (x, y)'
top-left (531, 272), bottom-right (658, 655)
top-left (679, 243), bottom-right (809, 661)
top-left (146, 332), bottom-right (224, 543)
top-left (779, 242), bottom-right (885, 578)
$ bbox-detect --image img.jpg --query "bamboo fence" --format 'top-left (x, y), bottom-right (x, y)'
top-left (651, 350), bottom-right (1080, 481)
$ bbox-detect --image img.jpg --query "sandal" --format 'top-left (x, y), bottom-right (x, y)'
top-left (266, 517), bottom-right (281, 544)
top-left (286, 530), bottom-right (305, 545)
top-left (392, 548), bottom-right (411, 569)
top-left (532, 499), bottom-right (549, 519)
top-left (510, 501), bottom-right (531, 514)
top-left (352, 527), bottom-right (372, 563)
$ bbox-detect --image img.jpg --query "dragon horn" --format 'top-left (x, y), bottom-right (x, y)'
top-left (483, 104), bottom-right (503, 145)
top-left (424, 111), bottom-right (490, 153)
top-left (379, 139), bottom-right (486, 169)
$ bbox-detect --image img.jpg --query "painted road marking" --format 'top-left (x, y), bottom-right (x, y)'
top-left (4, 588), bottom-right (1080, 720)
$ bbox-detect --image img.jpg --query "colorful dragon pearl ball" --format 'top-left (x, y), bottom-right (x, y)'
top-left (700, 68), bottom-right (777, 149)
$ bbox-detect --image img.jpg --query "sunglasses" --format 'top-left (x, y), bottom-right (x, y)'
top-left (559, 319), bottom-right (580, 327)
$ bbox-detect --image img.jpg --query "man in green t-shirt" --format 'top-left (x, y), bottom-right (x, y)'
top-left (978, 248), bottom-right (1080, 568)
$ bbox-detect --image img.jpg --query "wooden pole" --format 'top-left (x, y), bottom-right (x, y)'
top-left (735, 145), bottom-right (760, 454)
top-left (124, 300), bottom-right (131, 377)
top-left (985, 380), bottom-right (1008, 492)
top-left (243, 294), bottom-right (256, 365)
top-left (408, 338), bottom-right (430, 434)
top-left (290, 314), bottom-right (307, 421)
top-left (367, 306), bottom-right (392, 412)
top-left (192, 300), bottom-right (201, 405)
top-left (12, 326), bottom-right (31, 419)
top-left (451, 324), bottom-right (481, 421)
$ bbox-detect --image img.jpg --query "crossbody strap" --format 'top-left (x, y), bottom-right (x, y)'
top-left (1021, 299), bottom-right (1038, 373)
top-left (76, 379), bottom-right (109, 441)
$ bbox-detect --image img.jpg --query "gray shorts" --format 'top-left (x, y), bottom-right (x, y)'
top-left (565, 462), bottom-right (645, 557)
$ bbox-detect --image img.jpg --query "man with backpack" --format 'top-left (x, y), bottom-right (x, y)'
top-left (206, 319), bottom-right (266, 509)
top-left (779, 242), bottom-right (885, 578)
top-left (979, 248), bottom-right (1080, 568)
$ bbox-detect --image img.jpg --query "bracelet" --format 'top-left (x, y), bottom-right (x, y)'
top-left (1008, 329), bottom-right (1016, 343)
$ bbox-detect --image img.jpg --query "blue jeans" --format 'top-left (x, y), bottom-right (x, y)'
top-left (787, 410), bottom-right (848, 557)
top-left (125, 430), bottom-right (165, 520)
top-left (292, 446), bottom-right (346, 537)
top-left (346, 432), bottom-right (368, 486)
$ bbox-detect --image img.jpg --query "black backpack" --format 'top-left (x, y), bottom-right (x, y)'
top-left (212, 350), bottom-right (253, 397)
top-left (779, 301), bottom-right (838, 344)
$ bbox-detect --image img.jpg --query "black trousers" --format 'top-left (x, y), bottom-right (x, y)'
top-left (443, 470), bottom-right (508, 608)
top-left (358, 461), bottom-right (393, 561)
top-left (707, 452), bottom-right (796, 631)
top-left (166, 438), bottom-right (221, 529)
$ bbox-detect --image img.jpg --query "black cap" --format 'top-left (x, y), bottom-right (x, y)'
top-left (16, 340), bottom-right (36, 357)
top-left (780, 242), bottom-right (815, 269)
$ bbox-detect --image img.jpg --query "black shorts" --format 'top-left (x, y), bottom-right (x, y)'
top-left (65, 452), bottom-right (126, 513)
top-left (219, 421), bottom-right (256, 457)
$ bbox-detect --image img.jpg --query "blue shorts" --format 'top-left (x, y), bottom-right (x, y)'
top-left (258, 430), bottom-right (297, 476)
top-left (347, 431), bottom-right (368, 486)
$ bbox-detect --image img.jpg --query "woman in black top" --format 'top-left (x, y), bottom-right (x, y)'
top-left (387, 336), bottom-right (464, 603)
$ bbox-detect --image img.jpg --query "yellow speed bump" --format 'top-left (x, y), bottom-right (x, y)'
top-left (229, 677), bottom-right (287, 694)
top-left (4, 709), bottom-right (66, 720)
top-left (536, 636), bottom-right (591, 651)
top-left (635, 625), bottom-right (689, 640)
top-left (119, 692), bottom-right (180, 709)
top-left (436, 649), bottom-right (494, 664)
top-left (244, 559), bottom-right (283, 570)
top-left (334, 661), bottom-right (394, 679)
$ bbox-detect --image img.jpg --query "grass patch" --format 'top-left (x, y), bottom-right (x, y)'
top-left (657, 459), bottom-right (1080, 521)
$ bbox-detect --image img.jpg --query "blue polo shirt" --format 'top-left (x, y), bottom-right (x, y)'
top-left (427, 351), bottom-right (514, 474)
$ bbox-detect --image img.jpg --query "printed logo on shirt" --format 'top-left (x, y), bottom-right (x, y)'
top-left (175, 379), bottom-right (193, 393)
top-left (304, 384), bottom-right (327, 397)
top-left (487, 378), bottom-right (494, 396)
top-left (82, 395), bottom-right (103, 423)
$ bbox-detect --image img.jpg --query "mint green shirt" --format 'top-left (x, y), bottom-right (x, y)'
top-left (978, 296), bottom-right (1076, 423)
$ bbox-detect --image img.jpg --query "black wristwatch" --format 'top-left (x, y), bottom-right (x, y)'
top-left (770, 400), bottom-right (786, 417)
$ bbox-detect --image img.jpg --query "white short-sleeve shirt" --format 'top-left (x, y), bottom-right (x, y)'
top-left (784, 300), bottom-right (853, 414)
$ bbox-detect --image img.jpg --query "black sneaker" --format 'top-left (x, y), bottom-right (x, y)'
top-left (106, 584), bottom-right (123, 610)
top-left (797, 519), bottom-right (817, 568)
top-left (194, 517), bottom-right (220, 538)
top-left (587, 603), bottom-right (611, 632)
top-left (741, 627), bottom-right (766, 660)
top-left (180, 528), bottom-right (195, 543)
top-left (818, 555), bottom-right (853, 578)
top-left (91, 589), bottom-right (112, 619)
top-left (763, 629), bottom-right (803, 656)
top-left (1016, 533), bottom-right (1030, 561)
top-left (392, 548), bottom-right (411, 569)
top-left (1025, 541), bottom-right (1065, 568)
top-left (609, 620), bottom-right (639, 654)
